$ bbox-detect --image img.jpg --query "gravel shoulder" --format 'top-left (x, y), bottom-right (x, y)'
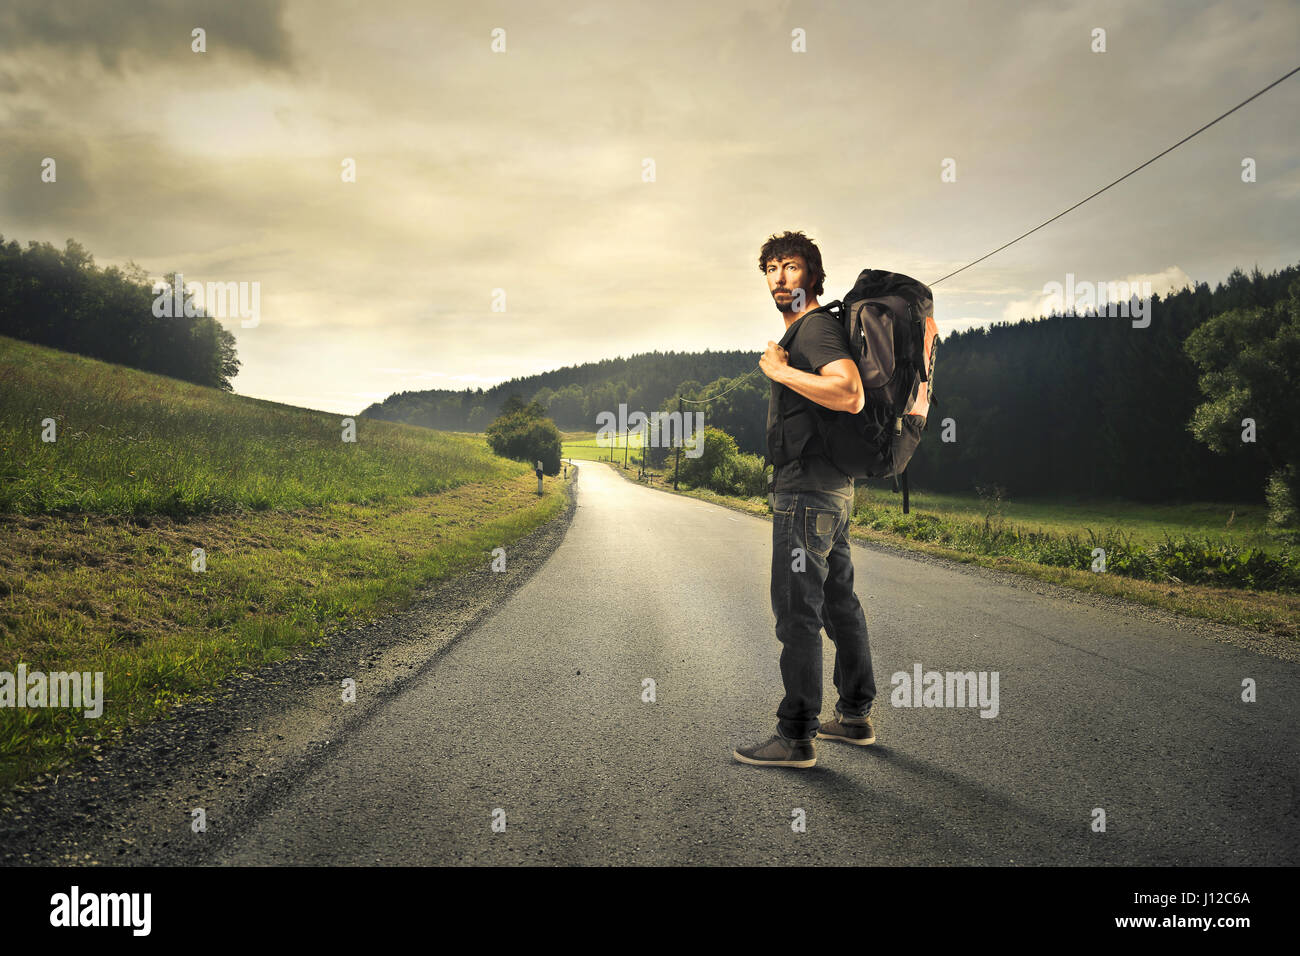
top-left (0, 468), bottom-right (580, 866)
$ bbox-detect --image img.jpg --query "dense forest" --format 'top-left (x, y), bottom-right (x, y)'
top-left (360, 351), bottom-right (759, 432)
top-left (667, 266), bottom-right (1293, 503)
top-left (904, 265), bottom-right (1292, 502)
top-left (368, 263), bottom-right (1296, 505)
top-left (0, 235), bottom-right (240, 390)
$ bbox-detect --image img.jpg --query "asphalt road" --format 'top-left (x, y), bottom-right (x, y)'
top-left (212, 462), bottom-right (1300, 865)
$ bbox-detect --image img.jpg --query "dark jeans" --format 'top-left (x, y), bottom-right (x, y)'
top-left (769, 488), bottom-right (876, 740)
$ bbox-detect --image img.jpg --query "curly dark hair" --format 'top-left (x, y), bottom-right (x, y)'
top-left (757, 230), bottom-right (825, 298)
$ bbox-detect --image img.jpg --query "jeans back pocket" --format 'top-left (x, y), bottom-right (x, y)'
top-left (804, 508), bottom-right (839, 558)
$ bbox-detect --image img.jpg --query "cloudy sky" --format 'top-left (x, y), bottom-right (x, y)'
top-left (2, 0), bottom-right (1298, 413)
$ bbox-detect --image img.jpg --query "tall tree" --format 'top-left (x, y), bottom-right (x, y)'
top-left (1185, 275), bottom-right (1300, 527)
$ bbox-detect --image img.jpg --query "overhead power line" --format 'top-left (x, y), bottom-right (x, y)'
top-left (929, 64), bottom-right (1300, 286)
top-left (681, 64), bottom-right (1300, 405)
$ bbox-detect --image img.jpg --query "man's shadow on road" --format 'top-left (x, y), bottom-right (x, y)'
top-left (743, 742), bottom-right (1083, 862)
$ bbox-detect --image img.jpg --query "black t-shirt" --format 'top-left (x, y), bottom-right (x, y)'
top-left (765, 310), bottom-right (853, 493)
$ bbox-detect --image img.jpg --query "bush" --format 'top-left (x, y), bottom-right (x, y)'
top-left (485, 401), bottom-right (562, 475)
top-left (676, 427), bottom-right (769, 496)
top-left (732, 452), bottom-right (769, 498)
top-left (678, 426), bottom-right (738, 491)
top-left (852, 484), bottom-right (872, 518)
top-left (1266, 466), bottom-right (1299, 538)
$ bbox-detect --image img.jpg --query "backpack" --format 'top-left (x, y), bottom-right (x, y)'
top-left (813, 269), bottom-right (939, 481)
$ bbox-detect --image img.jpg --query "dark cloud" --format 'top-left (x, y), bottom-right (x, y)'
top-left (0, 131), bottom-right (98, 228)
top-left (0, 0), bottom-right (1296, 414)
top-left (0, 0), bottom-right (292, 73)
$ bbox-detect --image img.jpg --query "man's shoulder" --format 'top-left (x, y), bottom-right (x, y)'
top-left (797, 307), bottom-right (845, 338)
top-left (791, 307), bottom-right (850, 358)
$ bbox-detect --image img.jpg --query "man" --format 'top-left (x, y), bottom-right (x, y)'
top-left (733, 230), bottom-right (878, 769)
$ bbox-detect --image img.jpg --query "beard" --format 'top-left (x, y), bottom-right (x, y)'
top-left (773, 289), bottom-right (799, 313)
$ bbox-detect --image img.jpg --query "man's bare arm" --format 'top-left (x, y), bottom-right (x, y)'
top-left (760, 343), bottom-right (864, 414)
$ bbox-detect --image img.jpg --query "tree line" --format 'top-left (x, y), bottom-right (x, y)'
top-left (0, 235), bottom-right (240, 390)
top-left (657, 264), bottom-right (1295, 510)
top-left (905, 265), bottom-right (1294, 506)
top-left (360, 350), bottom-right (759, 431)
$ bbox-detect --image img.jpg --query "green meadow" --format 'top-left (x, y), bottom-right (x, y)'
top-left (873, 488), bottom-right (1275, 552)
top-left (562, 430), bottom-right (644, 465)
top-left (0, 336), bottom-right (569, 787)
top-left (0, 336), bottom-right (517, 515)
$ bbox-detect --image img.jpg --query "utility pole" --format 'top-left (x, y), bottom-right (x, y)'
top-left (672, 397), bottom-right (682, 490)
top-left (624, 430), bottom-right (629, 469)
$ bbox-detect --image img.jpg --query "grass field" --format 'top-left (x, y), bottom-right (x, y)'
top-left (0, 336), bottom-right (569, 787)
top-left (875, 487), bottom-right (1275, 551)
top-left (561, 430), bottom-right (646, 466)
top-left (0, 337), bottom-right (510, 515)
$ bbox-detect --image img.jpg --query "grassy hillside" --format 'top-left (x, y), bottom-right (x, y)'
top-left (0, 336), bottom-right (515, 514)
top-left (0, 336), bottom-right (569, 787)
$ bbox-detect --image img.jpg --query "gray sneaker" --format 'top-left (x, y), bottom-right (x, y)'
top-left (816, 709), bottom-right (876, 745)
top-left (733, 731), bottom-right (816, 768)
